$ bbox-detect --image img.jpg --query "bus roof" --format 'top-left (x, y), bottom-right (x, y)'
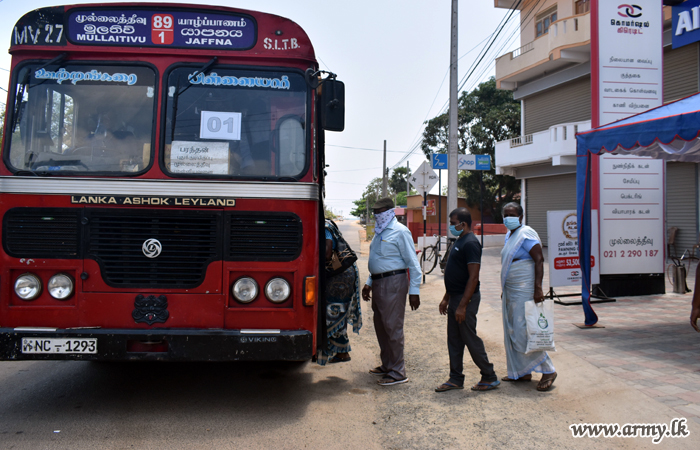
top-left (10, 3), bottom-right (316, 63)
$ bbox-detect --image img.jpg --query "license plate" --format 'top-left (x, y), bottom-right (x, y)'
top-left (21, 338), bottom-right (97, 354)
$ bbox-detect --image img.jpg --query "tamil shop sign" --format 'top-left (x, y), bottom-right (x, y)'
top-left (593, 1), bottom-right (663, 127)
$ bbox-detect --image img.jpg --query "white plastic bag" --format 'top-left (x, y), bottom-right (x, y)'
top-left (524, 299), bottom-right (556, 353)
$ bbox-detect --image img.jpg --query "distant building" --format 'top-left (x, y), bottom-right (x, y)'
top-left (493, 1), bottom-right (698, 252)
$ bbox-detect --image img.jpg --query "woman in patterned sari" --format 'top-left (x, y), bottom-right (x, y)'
top-left (500, 202), bottom-right (557, 391)
top-left (317, 219), bottom-right (362, 365)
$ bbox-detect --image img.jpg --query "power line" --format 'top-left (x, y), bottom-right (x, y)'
top-left (326, 144), bottom-right (405, 153)
top-left (390, 0), bottom-right (523, 169)
top-left (327, 166), bottom-right (382, 173)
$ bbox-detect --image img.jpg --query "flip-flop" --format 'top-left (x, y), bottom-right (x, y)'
top-left (502, 375), bottom-right (532, 382)
top-left (369, 367), bottom-right (387, 375)
top-left (470, 380), bottom-right (501, 391)
top-left (329, 355), bottom-right (351, 364)
top-left (537, 373), bottom-right (557, 391)
top-left (435, 382), bottom-right (464, 392)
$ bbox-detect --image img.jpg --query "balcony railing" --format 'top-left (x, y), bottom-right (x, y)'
top-left (512, 41), bottom-right (534, 59)
top-left (510, 134), bottom-right (533, 147)
top-left (496, 12), bottom-right (590, 84)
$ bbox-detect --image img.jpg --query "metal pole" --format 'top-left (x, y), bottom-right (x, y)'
top-left (447, 0), bottom-right (459, 236)
top-left (423, 191), bottom-right (427, 284)
top-left (366, 196), bottom-right (369, 231)
top-left (382, 140), bottom-right (388, 197)
top-left (438, 169), bottom-right (442, 252)
top-left (480, 170), bottom-right (484, 249)
top-left (406, 161), bottom-right (410, 195)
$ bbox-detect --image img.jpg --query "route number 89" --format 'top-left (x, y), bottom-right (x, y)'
top-left (151, 14), bottom-right (174, 45)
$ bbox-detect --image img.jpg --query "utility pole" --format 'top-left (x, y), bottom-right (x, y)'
top-left (406, 161), bottom-right (410, 196)
top-left (447, 0), bottom-right (458, 235)
top-left (366, 197), bottom-right (370, 227)
top-left (382, 140), bottom-right (388, 197)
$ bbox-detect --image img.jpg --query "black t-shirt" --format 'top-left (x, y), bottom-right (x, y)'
top-left (444, 232), bottom-right (482, 296)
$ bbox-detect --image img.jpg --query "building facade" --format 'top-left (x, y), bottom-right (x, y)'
top-left (494, 1), bottom-right (699, 256)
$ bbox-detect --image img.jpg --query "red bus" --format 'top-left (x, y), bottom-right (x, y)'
top-left (0, 3), bottom-right (344, 361)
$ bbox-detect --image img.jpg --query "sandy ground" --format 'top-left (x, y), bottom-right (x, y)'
top-left (339, 220), bottom-right (699, 450)
top-left (0, 220), bottom-right (697, 449)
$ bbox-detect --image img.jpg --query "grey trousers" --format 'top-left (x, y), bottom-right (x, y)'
top-left (371, 273), bottom-right (409, 380)
top-left (447, 292), bottom-right (497, 385)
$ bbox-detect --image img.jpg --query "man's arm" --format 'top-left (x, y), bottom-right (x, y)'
top-left (692, 264), bottom-right (700, 332)
top-left (455, 264), bottom-right (479, 324)
top-left (398, 228), bottom-right (421, 310)
top-left (439, 291), bottom-right (449, 315)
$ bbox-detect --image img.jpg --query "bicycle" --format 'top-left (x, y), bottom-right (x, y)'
top-left (419, 235), bottom-right (456, 275)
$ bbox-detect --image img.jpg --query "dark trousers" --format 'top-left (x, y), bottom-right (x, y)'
top-left (371, 274), bottom-right (409, 380)
top-left (447, 292), bottom-right (497, 385)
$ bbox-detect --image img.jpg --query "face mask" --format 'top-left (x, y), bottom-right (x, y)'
top-left (449, 224), bottom-right (463, 237)
top-left (503, 216), bottom-right (521, 230)
top-left (374, 209), bottom-right (395, 235)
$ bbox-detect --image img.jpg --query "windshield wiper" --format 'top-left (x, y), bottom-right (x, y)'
top-left (170, 57), bottom-right (218, 140)
top-left (11, 53), bottom-right (68, 134)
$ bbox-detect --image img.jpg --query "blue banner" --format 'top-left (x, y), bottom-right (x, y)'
top-left (673, 0), bottom-right (700, 49)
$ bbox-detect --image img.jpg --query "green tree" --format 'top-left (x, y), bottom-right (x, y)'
top-left (324, 205), bottom-right (337, 219)
top-left (350, 177), bottom-right (383, 219)
top-left (395, 191), bottom-right (408, 207)
top-left (0, 109), bottom-right (5, 144)
top-left (421, 77), bottom-right (520, 221)
top-left (389, 166), bottom-right (411, 194)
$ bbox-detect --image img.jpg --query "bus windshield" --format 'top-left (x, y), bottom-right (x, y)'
top-left (6, 63), bottom-right (156, 174)
top-left (164, 67), bottom-right (307, 179)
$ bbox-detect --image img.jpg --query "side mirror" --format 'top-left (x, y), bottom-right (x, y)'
top-left (321, 78), bottom-right (345, 132)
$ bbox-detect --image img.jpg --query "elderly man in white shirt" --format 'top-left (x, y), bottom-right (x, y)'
top-left (361, 197), bottom-right (421, 386)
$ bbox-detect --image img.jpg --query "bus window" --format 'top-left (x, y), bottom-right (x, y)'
top-left (6, 64), bottom-right (156, 174)
top-left (164, 67), bottom-right (307, 179)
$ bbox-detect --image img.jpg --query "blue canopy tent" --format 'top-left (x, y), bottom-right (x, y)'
top-left (576, 92), bottom-right (700, 326)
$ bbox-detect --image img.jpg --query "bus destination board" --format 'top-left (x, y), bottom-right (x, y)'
top-left (12, 7), bottom-right (256, 50)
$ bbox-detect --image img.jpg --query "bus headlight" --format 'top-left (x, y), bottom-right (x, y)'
top-left (15, 274), bottom-right (42, 300)
top-left (48, 274), bottom-right (74, 300)
top-left (232, 277), bottom-right (259, 303)
top-left (265, 278), bottom-right (291, 303)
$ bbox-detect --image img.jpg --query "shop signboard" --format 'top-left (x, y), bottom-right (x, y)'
top-left (599, 154), bottom-right (664, 274)
top-left (672, 0), bottom-right (700, 49)
top-left (547, 210), bottom-right (600, 287)
top-left (593, 1), bottom-right (663, 127)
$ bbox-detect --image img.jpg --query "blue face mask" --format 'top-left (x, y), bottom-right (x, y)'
top-left (449, 224), bottom-right (463, 237)
top-left (503, 216), bottom-right (521, 230)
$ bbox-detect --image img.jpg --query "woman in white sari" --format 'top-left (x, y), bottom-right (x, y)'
top-left (500, 202), bottom-right (557, 391)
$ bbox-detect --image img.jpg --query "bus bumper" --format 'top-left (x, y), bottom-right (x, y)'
top-left (0, 328), bottom-right (313, 362)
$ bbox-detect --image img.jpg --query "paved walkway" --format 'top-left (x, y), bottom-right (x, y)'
top-left (422, 245), bottom-right (700, 424)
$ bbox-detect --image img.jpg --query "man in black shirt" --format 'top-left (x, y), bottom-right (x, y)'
top-left (436, 208), bottom-right (499, 392)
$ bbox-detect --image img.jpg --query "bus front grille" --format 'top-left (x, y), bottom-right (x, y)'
top-left (227, 213), bottom-right (302, 261)
top-left (86, 210), bottom-right (222, 288)
top-left (3, 208), bottom-right (81, 258)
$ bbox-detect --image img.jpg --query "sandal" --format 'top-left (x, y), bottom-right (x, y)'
top-left (329, 355), bottom-right (351, 364)
top-left (435, 381), bottom-right (464, 392)
top-left (369, 366), bottom-right (387, 375)
top-left (378, 375), bottom-right (409, 386)
top-left (537, 373), bottom-right (557, 391)
top-left (502, 375), bottom-right (532, 382)
top-left (470, 380), bottom-right (501, 391)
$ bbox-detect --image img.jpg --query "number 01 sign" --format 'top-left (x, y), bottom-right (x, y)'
top-left (200, 111), bottom-right (242, 140)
